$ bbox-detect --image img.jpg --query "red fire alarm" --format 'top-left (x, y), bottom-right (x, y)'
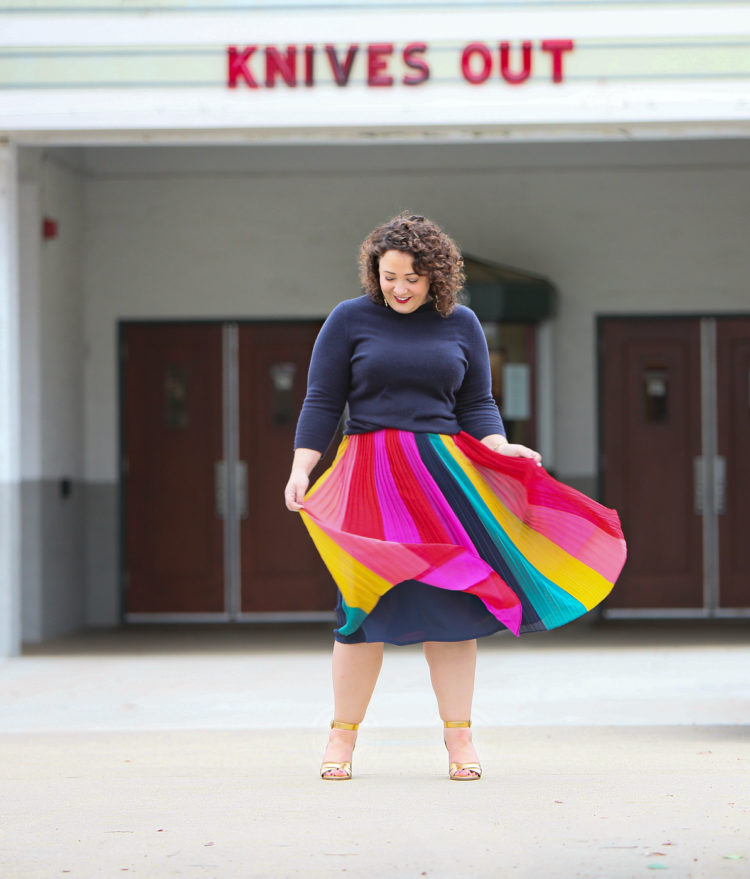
top-left (42, 217), bottom-right (58, 240)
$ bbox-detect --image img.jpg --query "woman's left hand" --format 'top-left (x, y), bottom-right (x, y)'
top-left (495, 443), bottom-right (542, 466)
top-left (481, 435), bottom-right (542, 466)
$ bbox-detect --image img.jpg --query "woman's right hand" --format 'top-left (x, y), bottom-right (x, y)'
top-left (284, 469), bottom-right (310, 511)
top-left (284, 448), bottom-right (322, 511)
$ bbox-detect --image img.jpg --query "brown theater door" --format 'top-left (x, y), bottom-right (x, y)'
top-left (600, 316), bottom-right (750, 614)
top-left (121, 321), bottom-right (336, 619)
top-left (122, 324), bottom-right (225, 614)
top-left (716, 318), bottom-right (750, 608)
top-left (238, 324), bottom-right (337, 613)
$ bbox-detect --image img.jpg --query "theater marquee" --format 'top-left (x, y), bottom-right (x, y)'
top-left (226, 41), bottom-right (576, 89)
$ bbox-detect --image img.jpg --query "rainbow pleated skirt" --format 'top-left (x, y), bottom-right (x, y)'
top-left (299, 430), bottom-right (626, 643)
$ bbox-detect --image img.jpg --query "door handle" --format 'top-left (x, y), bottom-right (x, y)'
top-left (693, 457), bottom-right (704, 515)
top-left (215, 461), bottom-right (228, 518)
top-left (693, 456), bottom-right (726, 516)
top-left (714, 456), bottom-right (726, 515)
top-left (216, 461), bottom-right (247, 519)
top-left (236, 461), bottom-right (248, 519)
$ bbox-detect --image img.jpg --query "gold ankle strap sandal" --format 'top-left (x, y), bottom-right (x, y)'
top-left (444, 720), bottom-right (482, 781)
top-left (320, 720), bottom-right (360, 780)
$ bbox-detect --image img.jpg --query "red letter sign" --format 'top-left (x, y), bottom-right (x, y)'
top-left (461, 43), bottom-right (492, 84)
top-left (265, 46), bottom-right (297, 88)
top-left (540, 39), bottom-right (574, 83)
top-left (403, 42), bottom-right (429, 86)
top-left (304, 44), bottom-right (314, 87)
top-left (325, 44), bottom-right (359, 86)
top-left (368, 43), bottom-right (394, 87)
top-left (500, 41), bottom-right (532, 85)
top-left (227, 46), bottom-right (258, 88)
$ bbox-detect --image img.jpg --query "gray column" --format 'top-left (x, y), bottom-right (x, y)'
top-left (0, 140), bottom-right (21, 658)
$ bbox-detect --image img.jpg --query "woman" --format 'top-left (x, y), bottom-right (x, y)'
top-left (284, 213), bottom-right (625, 781)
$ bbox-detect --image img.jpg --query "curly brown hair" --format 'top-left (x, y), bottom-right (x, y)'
top-left (358, 212), bottom-right (465, 317)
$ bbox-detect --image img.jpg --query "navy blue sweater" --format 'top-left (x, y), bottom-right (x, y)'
top-left (294, 295), bottom-right (505, 453)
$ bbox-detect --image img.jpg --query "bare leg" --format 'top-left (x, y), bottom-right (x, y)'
top-left (423, 639), bottom-right (480, 778)
top-left (322, 640), bottom-right (384, 777)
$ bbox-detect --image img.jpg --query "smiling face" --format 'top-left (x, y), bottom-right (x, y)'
top-left (378, 250), bottom-right (431, 314)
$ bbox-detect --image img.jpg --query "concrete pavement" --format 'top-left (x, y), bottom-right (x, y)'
top-left (0, 621), bottom-right (748, 878)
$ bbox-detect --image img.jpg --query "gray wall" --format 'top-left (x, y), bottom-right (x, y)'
top-left (19, 153), bottom-right (87, 642)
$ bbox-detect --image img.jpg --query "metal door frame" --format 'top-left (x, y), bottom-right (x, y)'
top-left (597, 313), bottom-right (750, 620)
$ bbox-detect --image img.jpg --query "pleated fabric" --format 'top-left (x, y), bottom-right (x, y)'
top-left (299, 430), bottom-right (626, 640)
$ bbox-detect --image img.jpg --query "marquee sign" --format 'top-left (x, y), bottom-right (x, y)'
top-left (2, 20), bottom-right (749, 133)
top-left (227, 41), bottom-right (575, 89)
